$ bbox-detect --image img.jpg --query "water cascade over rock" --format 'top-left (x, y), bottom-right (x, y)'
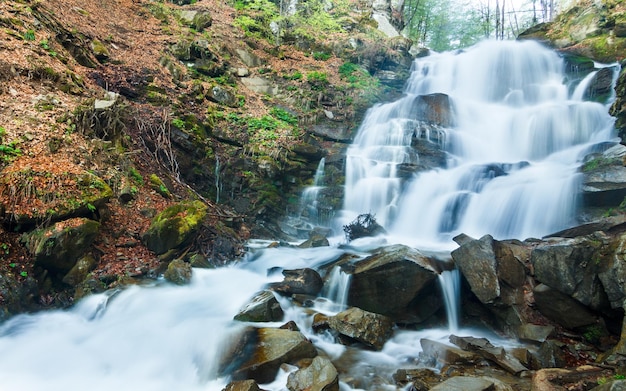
top-left (340, 39), bottom-right (617, 248)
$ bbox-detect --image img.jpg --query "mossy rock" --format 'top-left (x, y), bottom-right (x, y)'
top-left (142, 200), bottom-right (208, 255)
top-left (163, 258), bottom-right (193, 285)
top-left (21, 218), bottom-right (101, 273)
top-left (0, 167), bottom-right (112, 227)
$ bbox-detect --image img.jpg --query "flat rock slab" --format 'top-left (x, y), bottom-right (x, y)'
top-left (430, 376), bottom-right (495, 391)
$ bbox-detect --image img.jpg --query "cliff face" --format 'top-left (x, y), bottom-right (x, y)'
top-left (0, 0), bottom-right (413, 313)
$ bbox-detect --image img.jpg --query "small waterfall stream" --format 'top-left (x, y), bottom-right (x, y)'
top-left (0, 41), bottom-right (620, 390)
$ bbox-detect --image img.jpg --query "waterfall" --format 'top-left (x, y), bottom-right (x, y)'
top-left (297, 158), bottom-right (330, 227)
top-left (319, 266), bottom-right (352, 313)
top-left (214, 155), bottom-right (222, 204)
top-left (340, 40), bottom-right (617, 248)
top-left (438, 269), bottom-right (461, 333)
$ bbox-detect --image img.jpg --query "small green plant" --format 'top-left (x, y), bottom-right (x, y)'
top-left (270, 107), bottom-right (298, 126)
top-left (312, 51), bottom-right (331, 61)
top-left (128, 167), bottom-right (144, 185)
top-left (87, 203), bottom-right (96, 213)
top-left (23, 29), bottom-right (35, 41)
top-left (283, 71), bottom-right (303, 80)
top-left (0, 126), bottom-right (22, 163)
top-left (306, 71), bottom-right (328, 90)
top-left (20, 271), bottom-right (27, 278)
top-left (172, 118), bottom-right (186, 129)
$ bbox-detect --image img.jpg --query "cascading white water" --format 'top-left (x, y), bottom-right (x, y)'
top-left (318, 265), bottom-right (352, 313)
top-left (341, 40), bottom-right (616, 248)
top-left (299, 157), bottom-right (326, 225)
top-left (438, 269), bottom-right (461, 333)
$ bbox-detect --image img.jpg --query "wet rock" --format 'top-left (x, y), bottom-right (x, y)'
top-left (142, 200), bottom-right (207, 255)
top-left (531, 235), bottom-right (608, 310)
top-left (228, 328), bottom-right (317, 383)
top-left (297, 233), bottom-right (329, 248)
top-left (286, 356), bottom-right (339, 391)
top-left (327, 307), bottom-right (393, 350)
top-left (533, 283), bottom-right (597, 329)
top-left (410, 93), bottom-right (454, 127)
top-left (222, 380), bottom-right (261, 391)
top-left (583, 164), bottom-right (626, 207)
top-left (392, 368), bottom-right (440, 390)
top-left (0, 272), bottom-right (38, 319)
top-left (451, 234), bottom-right (500, 304)
top-left (585, 67), bottom-right (618, 103)
top-left (270, 268), bottom-right (323, 296)
top-left (62, 253), bottom-right (96, 286)
top-left (347, 244), bottom-right (439, 323)
top-left (599, 232), bottom-right (626, 309)
top-left (234, 290), bottom-right (284, 322)
top-left (163, 259), bottom-right (192, 285)
top-left (534, 339), bottom-right (568, 369)
top-left (517, 324), bottom-right (555, 343)
top-left (420, 339), bottom-right (478, 366)
top-left (449, 335), bottom-right (528, 375)
top-left (22, 218), bottom-right (100, 273)
top-left (429, 376), bottom-right (499, 391)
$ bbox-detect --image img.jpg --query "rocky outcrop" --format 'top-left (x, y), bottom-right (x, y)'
top-left (21, 217), bottom-right (100, 275)
top-left (582, 144), bottom-right (626, 207)
top-left (269, 268), bottom-right (324, 296)
top-left (346, 244), bottom-right (440, 323)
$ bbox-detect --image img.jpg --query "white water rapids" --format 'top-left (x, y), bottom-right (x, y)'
top-left (0, 40), bottom-right (619, 390)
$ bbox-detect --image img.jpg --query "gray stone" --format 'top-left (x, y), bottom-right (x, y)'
top-left (449, 335), bottom-right (528, 375)
top-left (207, 85), bottom-right (237, 107)
top-left (328, 307), bottom-right (393, 350)
top-left (518, 324), bottom-right (555, 343)
top-left (234, 290), bottom-right (284, 322)
top-left (229, 328), bottom-right (318, 383)
top-left (164, 259), bottom-right (192, 285)
top-left (222, 380), bottom-right (261, 391)
top-left (270, 268), bottom-right (324, 296)
top-left (286, 356), bottom-right (339, 391)
top-left (531, 235), bottom-right (607, 309)
top-left (451, 234), bottom-right (500, 304)
top-left (235, 49), bottom-right (262, 68)
top-left (533, 283), bottom-right (597, 329)
top-left (420, 339), bottom-right (478, 366)
top-left (430, 376), bottom-right (494, 391)
top-left (241, 77), bottom-right (278, 96)
top-left (598, 232), bottom-right (626, 308)
top-left (62, 254), bottom-right (96, 286)
top-left (347, 244), bottom-right (440, 323)
top-left (592, 380), bottom-right (626, 391)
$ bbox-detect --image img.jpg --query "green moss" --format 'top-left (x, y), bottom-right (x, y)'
top-left (149, 174), bottom-right (171, 198)
top-left (142, 200), bottom-right (208, 254)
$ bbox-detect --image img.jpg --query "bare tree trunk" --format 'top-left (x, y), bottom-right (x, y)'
top-left (495, 0), bottom-right (500, 40)
top-left (501, 0), bottom-right (505, 39)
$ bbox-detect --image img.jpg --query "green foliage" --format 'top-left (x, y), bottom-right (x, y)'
top-left (269, 107), bottom-right (298, 126)
top-left (128, 167), bottom-right (144, 185)
top-left (172, 118), bottom-right (185, 129)
top-left (283, 71), bottom-right (303, 80)
top-left (312, 51), bottom-right (331, 61)
top-left (0, 243), bottom-right (9, 261)
top-left (22, 29), bottom-right (35, 41)
top-left (306, 71), bottom-right (328, 90)
top-left (0, 126), bottom-right (22, 163)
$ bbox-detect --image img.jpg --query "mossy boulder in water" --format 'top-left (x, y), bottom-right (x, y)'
top-left (21, 217), bottom-right (100, 274)
top-left (142, 200), bottom-right (207, 255)
top-left (163, 258), bottom-right (193, 285)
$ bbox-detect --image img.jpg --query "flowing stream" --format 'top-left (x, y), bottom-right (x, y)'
top-left (0, 40), bottom-right (619, 390)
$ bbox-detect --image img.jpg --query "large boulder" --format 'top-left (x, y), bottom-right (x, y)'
top-left (163, 259), bottom-right (193, 285)
top-left (327, 307), bottom-right (393, 350)
top-left (582, 144), bottom-right (626, 207)
top-left (0, 167), bottom-right (112, 227)
top-left (533, 283), bottom-right (598, 329)
top-left (226, 327), bottom-right (318, 383)
top-left (21, 217), bottom-right (100, 274)
top-left (451, 235), bottom-right (500, 304)
top-left (142, 200), bottom-right (208, 255)
top-left (286, 356), bottom-right (339, 391)
top-left (346, 244), bottom-right (440, 323)
top-left (410, 93), bottom-right (454, 127)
